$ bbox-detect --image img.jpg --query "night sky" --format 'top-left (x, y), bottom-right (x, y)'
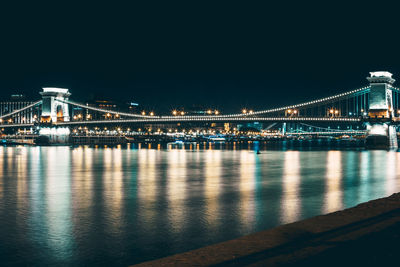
top-left (1, 2), bottom-right (400, 113)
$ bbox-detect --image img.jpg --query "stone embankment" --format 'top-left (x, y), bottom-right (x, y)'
top-left (134, 193), bottom-right (400, 266)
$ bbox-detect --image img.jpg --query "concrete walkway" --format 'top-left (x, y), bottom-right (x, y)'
top-left (134, 193), bottom-right (400, 266)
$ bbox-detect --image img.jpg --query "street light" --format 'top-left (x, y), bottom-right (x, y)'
top-left (141, 111), bottom-right (146, 115)
top-left (242, 109), bottom-right (247, 114)
top-left (172, 110), bottom-right (177, 115)
top-left (215, 110), bottom-right (219, 115)
top-left (150, 112), bottom-right (154, 116)
top-left (180, 111), bottom-right (185, 116)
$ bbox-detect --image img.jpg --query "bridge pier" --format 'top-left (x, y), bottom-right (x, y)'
top-left (37, 126), bottom-right (71, 144)
top-left (365, 123), bottom-right (398, 149)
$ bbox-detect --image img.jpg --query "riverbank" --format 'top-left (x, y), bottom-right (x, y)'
top-left (134, 193), bottom-right (400, 266)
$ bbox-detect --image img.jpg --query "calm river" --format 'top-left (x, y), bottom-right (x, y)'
top-left (0, 145), bottom-right (399, 266)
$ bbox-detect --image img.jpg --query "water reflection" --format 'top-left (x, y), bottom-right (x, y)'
top-left (281, 151), bottom-right (301, 223)
top-left (239, 151), bottom-right (256, 230)
top-left (324, 151), bottom-right (343, 213)
top-left (71, 146), bottom-right (94, 236)
top-left (103, 147), bottom-right (124, 236)
top-left (167, 149), bottom-right (187, 233)
top-left (137, 149), bottom-right (158, 229)
top-left (16, 147), bottom-right (28, 229)
top-left (0, 147), bottom-right (4, 200)
top-left (385, 151), bottom-right (397, 195)
top-left (358, 152), bottom-right (371, 203)
top-left (0, 147), bottom-right (400, 266)
top-left (45, 147), bottom-right (74, 261)
top-left (204, 150), bottom-right (221, 228)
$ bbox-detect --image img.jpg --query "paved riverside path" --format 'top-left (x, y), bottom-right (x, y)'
top-left (133, 193), bottom-right (400, 266)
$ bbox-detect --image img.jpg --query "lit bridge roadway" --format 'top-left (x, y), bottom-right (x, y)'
top-left (53, 116), bottom-right (362, 126)
top-left (0, 116), bottom-right (362, 128)
top-left (2, 76), bottom-right (400, 131)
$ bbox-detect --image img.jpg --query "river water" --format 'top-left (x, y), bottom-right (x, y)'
top-left (0, 145), bottom-right (399, 266)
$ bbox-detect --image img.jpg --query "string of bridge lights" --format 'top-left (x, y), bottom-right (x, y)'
top-left (62, 86), bottom-right (371, 121)
top-left (243, 86), bottom-right (370, 116)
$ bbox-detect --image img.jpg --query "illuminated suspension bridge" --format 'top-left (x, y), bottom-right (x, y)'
top-left (0, 71), bottom-right (399, 147)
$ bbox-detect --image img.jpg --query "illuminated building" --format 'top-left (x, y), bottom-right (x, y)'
top-left (0, 94), bottom-right (40, 124)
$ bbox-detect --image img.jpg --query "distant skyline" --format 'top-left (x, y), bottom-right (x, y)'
top-left (1, 2), bottom-right (400, 113)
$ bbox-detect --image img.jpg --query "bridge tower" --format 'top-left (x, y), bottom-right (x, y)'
top-left (367, 71), bottom-right (395, 118)
top-left (366, 71), bottom-right (397, 148)
top-left (40, 87), bottom-right (71, 123)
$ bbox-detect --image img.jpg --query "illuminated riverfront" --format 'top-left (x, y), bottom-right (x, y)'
top-left (2, 2), bottom-right (400, 266)
top-left (1, 72), bottom-right (400, 150)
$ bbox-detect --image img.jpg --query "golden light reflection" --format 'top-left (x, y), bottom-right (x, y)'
top-left (45, 147), bottom-right (73, 257)
top-left (137, 149), bottom-right (157, 227)
top-left (167, 149), bottom-right (187, 232)
top-left (358, 152), bottom-right (370, 203)
top-left (71, 146), bottom-right (94, 215)
top-left (16, 147), bottom-right (28, 212)
top-left (281, 151), bottom-right (301, 223)
top-left (28, 146), bottom-right (41, 199)
top-left (103, 146), bottom-right (124, 235)
top-left (239, 151), bottom-right (256, 229)
top-left (204, 150), bottom-right (221, 227)
top-left (324, 151), bottom-right (343, 213)
top-left (7, 146), bottom-right (14, 169)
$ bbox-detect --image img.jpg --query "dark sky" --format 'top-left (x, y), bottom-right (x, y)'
top-left (1, 2), bottom-right (400, 113)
